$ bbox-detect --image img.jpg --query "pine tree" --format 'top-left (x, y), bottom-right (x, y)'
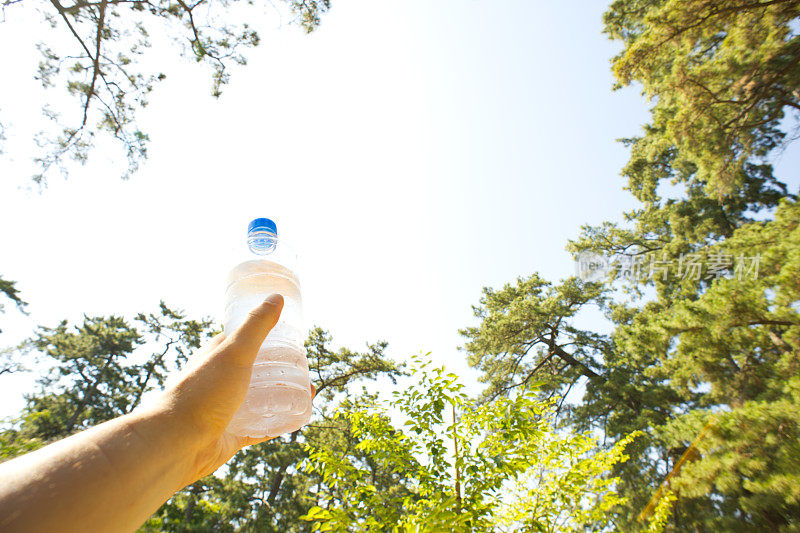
top-left (463, 1), bottom-right (800, 529)
top-left (0, 0), bottom-right (330, 183)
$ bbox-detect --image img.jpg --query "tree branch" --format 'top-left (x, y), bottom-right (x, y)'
top-left (265, 430), bottom-right (299, 506)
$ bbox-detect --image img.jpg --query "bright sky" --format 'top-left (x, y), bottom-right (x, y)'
top-left (2, 1), bottom-right (797, 418)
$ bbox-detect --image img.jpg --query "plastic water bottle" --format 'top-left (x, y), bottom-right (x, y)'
top-left (223, 218), bottom-right (312, 438)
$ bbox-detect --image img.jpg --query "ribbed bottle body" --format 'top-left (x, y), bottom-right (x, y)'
top-left (223, 229), bottom-right (311, 438)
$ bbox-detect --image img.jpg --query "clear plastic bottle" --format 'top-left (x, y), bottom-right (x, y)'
top-left (223, 218), bottom-right (312, 438)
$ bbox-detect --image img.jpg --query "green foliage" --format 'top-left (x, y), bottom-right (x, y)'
top-left (460, 275), bottom-right (608, 404)
top-left (465, 202), bottom-right (800, 530)
top-left (644, 488), bottom-right (676, 533)
top-left (604, 0), bottom-right (800, 196)
top-left (497, 432), bottom-right (638, 533)
top-left (138, 477), bottom-right (248, 532)
top-left (305, 327), bottom-right (401, 403)
top-left (0, 275), bottom-right (29, 375)
top-left (462, 2), bottom-right (800, 529)
top-left (0, 301), bottom-right (215, 454)
top-left (0, 276), bottom-right (26, 316)
top-left (302, 358), bottom-right (637, 532)
top-left (2, 0), bottom-right (330, 184)
top-left (0, 275), bottom-right (27, 336)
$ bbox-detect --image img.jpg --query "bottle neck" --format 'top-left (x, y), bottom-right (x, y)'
top-left (247, 230), bottom-right (278, 255)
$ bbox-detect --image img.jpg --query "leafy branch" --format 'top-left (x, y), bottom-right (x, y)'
top-left (1, 0), bottom-right (330, 185)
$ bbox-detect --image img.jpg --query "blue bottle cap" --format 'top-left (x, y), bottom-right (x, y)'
top-left (248, 218), bottom-right (277, 237)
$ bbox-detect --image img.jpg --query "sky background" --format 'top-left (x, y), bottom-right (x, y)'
top-left (1, 0), bottom-right (798, 418)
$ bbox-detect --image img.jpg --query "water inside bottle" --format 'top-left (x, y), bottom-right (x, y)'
top-left (223, 257), bottom-right (312, 436)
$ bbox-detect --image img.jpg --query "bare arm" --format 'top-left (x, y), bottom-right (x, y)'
top-left (0, 294), bottom-right (289, 533)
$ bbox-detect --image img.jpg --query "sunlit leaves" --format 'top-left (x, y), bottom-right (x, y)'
top-left (302, 360), bottom-right (637, 532)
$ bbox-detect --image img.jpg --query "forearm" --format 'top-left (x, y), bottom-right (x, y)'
top-left (0, 406), bottom-right (201, 533)
top-left (0, 296), bottom-right (287, 532)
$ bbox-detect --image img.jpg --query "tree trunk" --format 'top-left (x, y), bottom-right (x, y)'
top-left (266, 430), bottom-right (299, 505)
top-left (180, 483), bottom-right (201, 532)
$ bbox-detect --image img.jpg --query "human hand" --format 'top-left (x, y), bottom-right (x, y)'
top-left (151, 293), bottom-right (313, 482)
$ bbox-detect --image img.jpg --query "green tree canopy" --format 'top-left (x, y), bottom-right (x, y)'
top-left (462, 1), bottom-right (800, 530)
top-left (1, 301), bottom-right (215, 454)
top-left (604, 0), bottom-right (800, 196)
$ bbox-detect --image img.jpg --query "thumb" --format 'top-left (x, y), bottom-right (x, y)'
top-left (227, 293), bottom-right (284, 359)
